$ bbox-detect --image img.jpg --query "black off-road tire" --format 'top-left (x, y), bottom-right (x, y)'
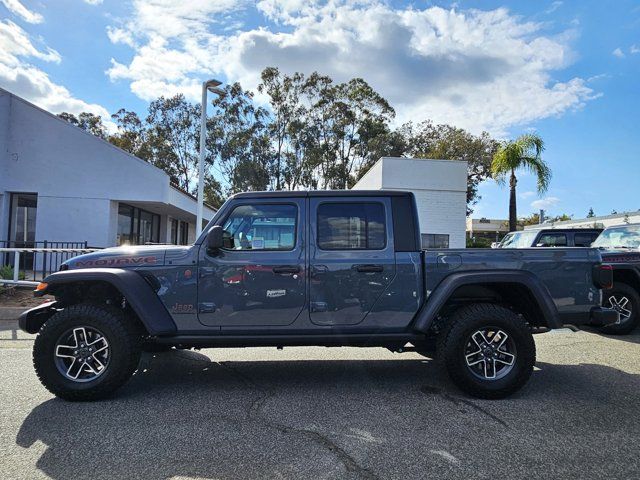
top-left (33, 303), bottom-right (142, 401)
top-left (599, 282), bottom-right (640, 335)
top-left (437, 303), bottom-right (536, 399)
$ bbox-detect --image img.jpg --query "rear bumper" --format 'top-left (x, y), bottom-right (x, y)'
top-left (589, 307), bottom-right (619, 327)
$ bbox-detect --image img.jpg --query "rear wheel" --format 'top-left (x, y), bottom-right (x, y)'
top-left (437, 303), bottom-right (536, 399)
top-left (600, 283), bottom-right (640, 335)
top-left (33, 304), bottom-right (141, 401)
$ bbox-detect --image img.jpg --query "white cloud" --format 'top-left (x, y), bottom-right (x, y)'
top-left (106, 1), bottom-right (597, 135)
top-left (1, 0), bottom-right (43, 24)
top-left (0, 20), bottom-right (60, 65)
top-left (545, 1), bottom-right (563, 14)
top-left (0, 20), bottom-right (113, 129)
top-left (83, 0), bottom-right (104, 4)
top-left (612, 47), bottom-right (625, 58)
top-left (520, 191), bottom-right (536, 199)
top-left (531, 196), bottom-right (560, 210)
top-left (631, 45), bottom-right (640, 54)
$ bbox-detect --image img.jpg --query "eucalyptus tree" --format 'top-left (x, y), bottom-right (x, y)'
top-left (145, 94), bottom-right (201, 192)
top-left (207, 82), bottom-right (274, 195)
top-left (393, 121), bottom-right (499, 215)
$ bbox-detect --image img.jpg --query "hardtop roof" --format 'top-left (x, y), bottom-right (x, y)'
top-left (230, 190), bottom-right (414, 199)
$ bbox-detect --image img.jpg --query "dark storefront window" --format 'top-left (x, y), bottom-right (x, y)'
top-left (170, 219), bottom-right (178, 244)
top-left (7, 193), bottom-right (38, 267)
top-left (117, 203), bottom-right (160, 245)
top-left (179, 221), bottom-right (189, 245)
top-left (421, 233), bottom-right (450, 249)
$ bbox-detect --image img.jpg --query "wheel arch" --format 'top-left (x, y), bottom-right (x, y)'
top-left (21, 268), bottom-right (176, 336)
top-left (412, 270), bottom-right (561, 333)
top-left (611, 266), bottom-right (640, 293)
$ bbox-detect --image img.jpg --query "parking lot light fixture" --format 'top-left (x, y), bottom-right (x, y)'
top-left (197, 79), bottom-right (224, 237)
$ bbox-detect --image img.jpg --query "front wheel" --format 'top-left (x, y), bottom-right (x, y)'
top-left (599, 282), bottom-right (640, 335)
top-left (437, 303), bottom-right (536, 399)
top-left (33, 304), bottom-right (141, 401)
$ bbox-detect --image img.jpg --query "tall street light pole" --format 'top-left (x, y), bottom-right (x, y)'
top-left (197, 79), bottom-right (224, 237)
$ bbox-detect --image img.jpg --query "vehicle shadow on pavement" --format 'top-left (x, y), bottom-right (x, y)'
top-left (15, 351), bottom-right (640, 480)
top-left (578, 326), bottom-right (640, 345)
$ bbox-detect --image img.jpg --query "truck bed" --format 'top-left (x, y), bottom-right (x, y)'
top-left (424, 247), bottom-right (602, 322)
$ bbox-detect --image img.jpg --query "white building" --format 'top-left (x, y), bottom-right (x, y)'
top-left (524, 211), bottom-right (640, 230)
top-left (466, 217), bottom-right (519, 241)
top-left (352, 157), bottom-right (467, 248)
top-left (0, 88), bottom-right (215, 251)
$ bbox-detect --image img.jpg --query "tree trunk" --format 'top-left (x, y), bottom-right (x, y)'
top-left (509, 169), bottom-right (517, 232)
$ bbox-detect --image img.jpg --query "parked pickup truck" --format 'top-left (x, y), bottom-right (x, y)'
top-left (591, 223), bottom-right (640, 334)
top-left (20, 190), bottom-right (617, 401)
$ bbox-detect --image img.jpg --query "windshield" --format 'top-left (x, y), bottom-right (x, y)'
top-left (498, 231), bottom-right (539, 248)
top-left (592, 225), bottom-right (640, 249)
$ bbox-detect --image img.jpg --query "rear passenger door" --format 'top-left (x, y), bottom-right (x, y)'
top-left (309, 197), bottom-right (396, 326)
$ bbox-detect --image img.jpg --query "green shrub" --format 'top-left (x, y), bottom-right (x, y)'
top-left (0, 265), bottom-right (25, 280)
top-left (466, 237), bottom-right (493, 249)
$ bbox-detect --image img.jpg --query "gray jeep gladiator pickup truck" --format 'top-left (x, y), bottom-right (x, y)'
top-left (20, 190), bottom-right (616, 401)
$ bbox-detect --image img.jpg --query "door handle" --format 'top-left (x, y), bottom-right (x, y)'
top-left (311, 265), bottom-right (328, 276)
top-left (272, 265), bottom-right (301, 274)
top-left (355, 264), bottom-right (384, 273)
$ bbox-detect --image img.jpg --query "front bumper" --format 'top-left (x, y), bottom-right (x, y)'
top-left (18, 301), bottom-right (58, 334)
top-left (589, 307), bottom-right (619, 327)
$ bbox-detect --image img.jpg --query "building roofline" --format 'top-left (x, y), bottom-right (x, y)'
top-left (524, 210), bottom-right (640, 229)
top-left (379, 156), bottom-right (467, 165)
top-left (0, 86), bottom-right (169, 177)
top-left (170, 183), bottom-right (217, 211)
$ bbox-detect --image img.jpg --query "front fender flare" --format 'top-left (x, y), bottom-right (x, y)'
top-left (412, 270), bottom-right (561, 332)
top-left (36, 268), bottom-right (177, 336)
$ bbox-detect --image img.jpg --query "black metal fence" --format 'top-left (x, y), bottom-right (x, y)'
top-left (0, 241), bottom-right (94, 281)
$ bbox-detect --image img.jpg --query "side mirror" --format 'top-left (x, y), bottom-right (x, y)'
top-left (207, 226), bottom-right (224, 251)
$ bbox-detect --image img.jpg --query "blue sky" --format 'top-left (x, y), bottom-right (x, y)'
top-left (1, 0), bottom-right (638, 220)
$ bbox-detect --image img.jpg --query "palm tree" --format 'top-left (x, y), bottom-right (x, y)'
top-left (491, 133), bottom-right (550, 232)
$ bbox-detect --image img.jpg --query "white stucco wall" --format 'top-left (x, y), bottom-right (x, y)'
top-left (0, 89), bottom-right (214, 247)
top-left (353, 157), bottom-right (467, 248)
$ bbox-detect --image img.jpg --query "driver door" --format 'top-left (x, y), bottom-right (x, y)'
top-left (197, 199), bottom-right (306, 327)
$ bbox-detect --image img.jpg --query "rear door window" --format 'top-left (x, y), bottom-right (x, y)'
top-left (317, 202), bottom-right (386, 250)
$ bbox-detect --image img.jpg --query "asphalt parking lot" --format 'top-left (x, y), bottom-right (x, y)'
top-left (0, 322), bottom-right (639, 480)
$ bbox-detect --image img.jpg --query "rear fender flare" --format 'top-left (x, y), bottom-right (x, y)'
top-left (34, 268), bottom-right (177, 336)
top-left (412, 270), bottom-right (561, 332)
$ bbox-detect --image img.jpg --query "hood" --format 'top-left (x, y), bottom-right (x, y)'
top-left (65, 245), bottom-right (174, 270)
top-left (599, 249), bottom-right (640, 264)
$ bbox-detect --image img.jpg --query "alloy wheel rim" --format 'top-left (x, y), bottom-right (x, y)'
top-left (464, 328), bottom-right (516, 381)
top-left (606, 295), bottom-right (632, 324)
top-left (54, 326), bottom-right (110, 382)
